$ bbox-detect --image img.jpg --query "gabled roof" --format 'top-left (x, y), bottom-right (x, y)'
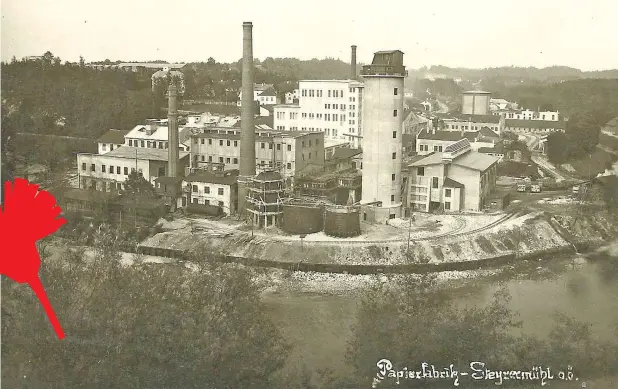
top-left (451, 151), bottom-right (499, 171)
top-left (97, 129), bottom-right (130, 144)
top-left (479, 126), bottom-right (499, 138)
top-left (184, 169), bottom-right (239, 186)
top-left (408, 152), bottom-right (445, 167)
top-left (417, 130), bottom-right (463, 141)
top-left (104, 146), bottom-right (189, 162)
top-left (329, 148), bottom-right (362, 161)
top-left (258, 87), bottom-right (278, 97)
top-left (444, 177), bottom-right (464, 188)
top-left (255, 171), bottom-right (283, 182)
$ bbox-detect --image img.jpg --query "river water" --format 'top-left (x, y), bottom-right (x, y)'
top-left (265, 240), bottom-right (618, 379)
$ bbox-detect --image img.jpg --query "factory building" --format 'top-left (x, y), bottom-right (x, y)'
top-left (124, 120), bottom-right (191, 152)
top-left (96, 129), bottom-right (130, 155)
top-left (237, 83), bottom-right (279, 107)
top-left (405, 139), bottom-right (499, 213)
top-left (461, 90), bottom-right (492, 116)
top-left (246, 171), bottom-right (287, 228)
top-left (180, 169), bottom-right (239, 215)
top-left (416, 128), bottom-right (500, 155)
top-left (359, 50), bottom-right (406, 223)
top-left (504, 119), bottom-right (566, 134)
top-left (189, 128), bottom-right (324, 182)
top-left (494, 109), bottom-right (560, 121)
top-left (437, 114), bottom-right (504, 135)
top-left (76, 147), bottom-right (190, 191)
top-left (273, 79), bottom-right (364, 148)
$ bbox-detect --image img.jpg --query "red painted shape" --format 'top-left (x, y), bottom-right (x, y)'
top-left (0, 178), bottom-right (67, 340)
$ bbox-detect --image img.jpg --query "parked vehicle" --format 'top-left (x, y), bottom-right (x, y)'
top-left (531, 182), bottom-right (542, 193)
top-left (517, 183), bottom-right (527, 192)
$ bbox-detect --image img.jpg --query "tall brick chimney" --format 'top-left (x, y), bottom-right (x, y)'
top-left (351, 45), bottom-right (357, 80)
top-left (238, 21), bottom-right (256, 215)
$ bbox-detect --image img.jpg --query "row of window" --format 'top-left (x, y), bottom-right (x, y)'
top-left (128, 139), bottom-right (169, 149)
top-left (191, 185), bottom-right (225, 196)
top-left (190, 197), bottom-right (224, 207)
top-left (300, 89), bottom-right (346, 98)
top-left (81, 162), bottom-right (137, 176)
top-left (323, 103), bottom-right (349, 110)
top-left (196, 154), bottom-right (294, 170)
top-left (418, 144), bottom-right (443, 152)
top-left (198, 138), bottom-right (296, 152)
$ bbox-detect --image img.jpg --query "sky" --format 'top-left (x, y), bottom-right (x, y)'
top-left (2, 0), bottom-right (617, 70)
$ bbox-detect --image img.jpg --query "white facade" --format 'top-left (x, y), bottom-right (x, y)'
top-left (272, 80), bottom-right (364, 148)
top-left (285, 89), bottom-right (299, 104)
top-left (361, 76), bottom-right (404, 218)
top-left (499, 109), bottom-right (560, 121)
top-left (124, 122), bottom-right (190, 152)
top-left (237, 83), bottom-right (279, 106)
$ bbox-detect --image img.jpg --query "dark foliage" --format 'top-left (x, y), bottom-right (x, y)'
top-left (1, 228), bottom-right (290, 389)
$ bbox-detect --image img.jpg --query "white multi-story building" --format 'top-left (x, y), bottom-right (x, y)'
top-left (359, 50), bottom-right (406, 223)
top-left (182, 169), bottom-right (239, 215)
top-left (495, 109), bottom-right (560, 121)
top-left (96, 129), bottom-right (129, 155)
top-left (237, 83), bottom-right (279, 107)
top-left (273, 80), bottom-right (364, 148)
top-left (285, 89), bottom-right (299, 104)
top-left (124, 120), bottom-right (191, 152)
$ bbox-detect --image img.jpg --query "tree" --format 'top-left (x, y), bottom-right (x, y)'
top-left (344, 274), bottom-right (618, 388)
top-left (566, 111), bottom-right (601, 158)
top-left (1, 227), bottom-right (291, 389)
top-left (123, 170), bottom-right (156, 197)
top-left (79, 56), bottom-right (85, 67)
top-left (546, 132), bottom-right (569, 165)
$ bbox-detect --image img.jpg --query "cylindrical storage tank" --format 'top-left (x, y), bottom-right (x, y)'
top-left (324, 207), bottom-right (361, 238)
top-left (282, 204), bottom-right (324, 234)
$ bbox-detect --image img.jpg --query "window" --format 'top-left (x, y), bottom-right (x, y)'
top-left (90, 164), bottom-right (95, 172)
top-left (165, 142), bottom-right (168, 149)
top-left (226, 158), bottom-right (231, 163)
top-left (393, 131), bottom-right (397, 139)
top-left (101, 165), bottom-right (106, 173)
top-left (391, 195), bottom-right (395, 202)
top-left (261, 142), bottom-right (265, 149)
top-left (201, 156), bottom-right (205, 161)
top-left (394, 88), bottom-right (398, 95)
top-left (147, 141), bottom-right (152, 148)
top-left (159, 142), bottom-right (163, 149)
top-left (233, 158), bottom-right (238, 164)
top-left (81, 163), bottom-right (86, 171)
top-left (205, 186), bottom-right (210, 194)
top-left (192, 185), bottom-right (198, 192)
top-left (445, 202), bottom-right (451, 210)
top-left (115, 166), bottom-right (120, 174)
top-left (392, 174), bottom-right (396, 181)
top-left (393, 109), bottom-right (398, 117)
top-left (124, 167), bottom-right (129, 175)
top-left (287, 145), bottom-right (292, 151)
top-left (141, 141), bottom-right (145, 147)
top-left (218, 201), bottom-right (224, 207)
top-left (392, 152), bottom-right (396, 159)
top-left (269, 143), bottom-right (273, 149)
top-left (432, 177), bottom-right (439, 188)
top-left (227, 140), bottom-right (231, 146)
top-left (201, 138), bottom-right (205, 144)
top-left (434, 146), bottom-right (438, 152)
top-left (109, 165), bottom-right (114, 173)
top-left (219, 140), bottom-right (223, 146)
top-left (219, 157), bottom-right (224, 163)
top-left (445, 189), bottom-right (452, 197)
top-left (234, 141), bottom-right (238, 147)
top-left (128, 140), bottom-right (133, 146)
top-left (417, 167), bottom-right (424, 176)
top-left (208, 139), bottom-right (212, 145)
top-left (276, 144), bottom-right (281, 150)
top-left (208, 156), bottom-right (213, 162)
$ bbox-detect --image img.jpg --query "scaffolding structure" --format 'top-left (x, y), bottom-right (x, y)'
top-left (246, 170), bottom-right (288, 228)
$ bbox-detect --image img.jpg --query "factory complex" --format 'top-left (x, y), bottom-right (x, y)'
top-left (69, 22), bottom-right (504, 241)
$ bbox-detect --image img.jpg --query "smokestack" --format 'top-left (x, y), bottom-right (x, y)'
top-left (238, 21), bottom-right (256, 215)
top-left (351, 45), bottom-right (357, 80)
top-left (167, 83), bottom-right (179, 178)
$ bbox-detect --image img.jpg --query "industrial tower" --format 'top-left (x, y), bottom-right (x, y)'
top-left (359, 50), bottom-right (406, 223)
top-left (237, 21), bottom-right (256, 215)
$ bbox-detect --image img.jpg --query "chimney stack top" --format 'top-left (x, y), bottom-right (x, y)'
top-left (243, 21), bottom-right (253, 26)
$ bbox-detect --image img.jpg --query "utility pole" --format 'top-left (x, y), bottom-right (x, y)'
top-left (407, 213), bottom-right (413, 251)
top-left (134, 149), bottom-right (138, 228)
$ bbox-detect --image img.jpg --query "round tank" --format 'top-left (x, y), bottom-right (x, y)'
top-left (282, 204), bottom-right (324, 235)
top-left (324, 207), bottom-right (361, 238)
